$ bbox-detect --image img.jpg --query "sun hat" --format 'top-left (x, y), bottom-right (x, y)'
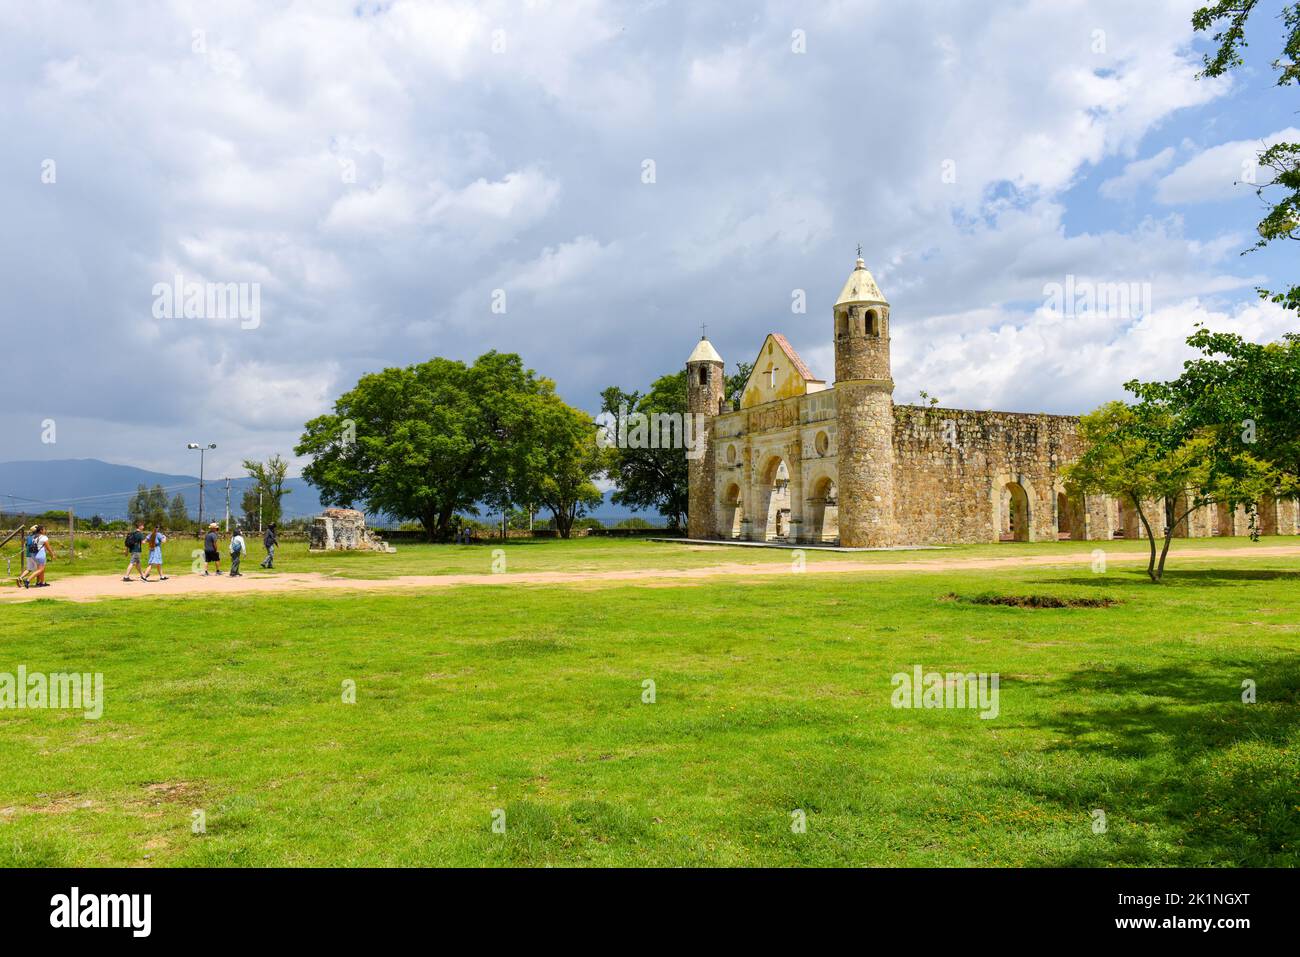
top-left (209, 522), bottom-right (220, 529)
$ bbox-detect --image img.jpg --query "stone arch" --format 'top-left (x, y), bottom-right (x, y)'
top-left (757, 454), bottom-right (792, 541)
top-left (1054, 488), bottom-right (1085, 541)
top-left (807, 473), bottom-right (839, 543)
top-left (719, 482), bottom-right (743, 540)
top-left (865, 308), bottom-right (879, 335)
top-left (993, 475), bottom-right (1033, 542)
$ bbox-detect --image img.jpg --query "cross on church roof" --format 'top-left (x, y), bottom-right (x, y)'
top-left (856, 242), bottom-right (862, 259)
top-left (700, 322), bottom-right (707, 340)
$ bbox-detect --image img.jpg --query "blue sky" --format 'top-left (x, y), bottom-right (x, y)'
top-left (1, 0), bottom-right (1296, 479)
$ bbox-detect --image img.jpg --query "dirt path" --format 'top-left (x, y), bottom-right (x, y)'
top-left (4, 545), bottom-right (1300, 604)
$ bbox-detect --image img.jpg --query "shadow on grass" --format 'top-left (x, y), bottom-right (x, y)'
top-left (1041, 568), bottom-right (1300, 589)
top-left (1005, 659), bottom-right (1300, 865)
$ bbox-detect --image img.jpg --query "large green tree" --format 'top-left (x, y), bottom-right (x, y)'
top-left (1130, 328), bottom-right (1300, 486)
top-left (296, 351), bottom-right (553, 541)
top-left (1066, 398), bottom-right (1279, 582)
top-left (518, 396), bottom-right (610, 538)
top-left (1193, 0), bottom-right (1300, 313)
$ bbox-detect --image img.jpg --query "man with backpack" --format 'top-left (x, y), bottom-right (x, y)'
top-left (16, 525), bottom-right (40, 588)
top-left (123, 521), bottom-right (147, 582)
top-left (261, 523), bottom-right (277, 568)
top-left (18, 525), bottom-right (55, 588)
top-left (229, 527), bottom-right (246, 577)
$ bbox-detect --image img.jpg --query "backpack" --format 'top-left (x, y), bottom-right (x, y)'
top-left (231, 538), bottom-right (243, 555)
top-left (25, 534), bottom-right (37, 557)
top-left (125, 531), bottom-right (141, 551)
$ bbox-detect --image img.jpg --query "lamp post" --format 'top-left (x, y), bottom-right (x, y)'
top-left (187, 443), bottom-right (217, 529)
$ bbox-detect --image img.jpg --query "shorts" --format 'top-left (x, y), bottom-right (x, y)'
top-left (34, 555), bottom-right (46, 567)
top-left (204, 550), bottom-right (220, 562)
top-left (128, 550), bottom-right (143, 564)
top-left (25, 557), bottom-right (36, 572)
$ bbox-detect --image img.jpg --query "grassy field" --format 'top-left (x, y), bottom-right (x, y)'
top-left (7, 531), bottom-right (1299, 582)
top-left (0, 538), bottom-right (1297, 866)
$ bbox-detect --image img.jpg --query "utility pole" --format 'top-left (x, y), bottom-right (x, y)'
top-left (187, 442), bottom-right (217, 529)
top-left (224, 478), bottom-right (231, 532)
top-left (258, 487), bottom-right (263, 534)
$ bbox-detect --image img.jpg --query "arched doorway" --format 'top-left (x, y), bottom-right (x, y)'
top-left (758, 456), bottom-right (792, 541)
top-left (807, 476), bottom-right (839, 543)
top-left (1000, 481), bottom-right (1030, 542)
top-left (720, 483), bottom-right (743, 540)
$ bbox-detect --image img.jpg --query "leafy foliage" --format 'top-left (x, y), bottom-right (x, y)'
top-left (297, 352), bottom-right (601, 541)
top-left (1193, 1), bottom-right (1299, 312)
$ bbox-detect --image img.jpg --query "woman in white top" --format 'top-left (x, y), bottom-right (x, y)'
top-left (141, 527), bottom-right (169, 581)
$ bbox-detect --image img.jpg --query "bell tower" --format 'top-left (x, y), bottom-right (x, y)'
top-left (833, 254), bottom-right (896, 547)
top-left (686, 333), bottom-right (725, 539)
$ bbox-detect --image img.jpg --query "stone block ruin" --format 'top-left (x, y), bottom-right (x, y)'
top-left (308, 508), bottom-right (396, 553)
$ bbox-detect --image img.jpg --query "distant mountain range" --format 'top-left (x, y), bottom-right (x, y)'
top-left (0, 459), bottom-right (663, 526)
top-left (0, 458), bottom-right (325, 522)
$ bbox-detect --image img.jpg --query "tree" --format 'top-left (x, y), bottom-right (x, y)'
top-left (1193, 1), bottom-right (1299, 314)
top-left (296, 352), bottom-right (553, 541)
top-left (1130, 328), bottom-right (1300, 486)
top-left (128, 484), bottom-right (169, 527)
top-left (242, 455), bottom-right (292, 528)
top-left (1066, 399), bottom-right (1278, 582)
top-left (600, 372), bottom-right (689, 528)
top-left (521, 397), bottom-right (609, 539)
top-left (727, 361), bottom-right (753, 408)
top-left (167, 493), bottom-right (189, 530)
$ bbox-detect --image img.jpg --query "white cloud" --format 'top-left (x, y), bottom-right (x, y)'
top-left (0, 0), bottom-right (1289, 474)
top-left (1099, 146), bottom-right (1177, 200)
top-left (1155, 128), bottom-right (1300, 204)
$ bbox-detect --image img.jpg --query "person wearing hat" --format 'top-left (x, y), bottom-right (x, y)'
top-left (203, 522), bottom-right (223, 576)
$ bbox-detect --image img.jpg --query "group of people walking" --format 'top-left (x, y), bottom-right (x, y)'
top-left (10, 521), bottom-right (282, 588)
top-left (122, 521), bottom-right (278, 582)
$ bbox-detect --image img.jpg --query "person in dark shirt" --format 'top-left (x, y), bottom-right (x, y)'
top-left (122, 521), bottom-right (146, 582)
top-left (261, 523), bottom-right (278, 569)
top-left (203, 522), bottom-right (222, 576)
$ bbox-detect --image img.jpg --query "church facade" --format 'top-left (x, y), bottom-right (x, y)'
top-left (685, 256), bottom-right (1300, 547)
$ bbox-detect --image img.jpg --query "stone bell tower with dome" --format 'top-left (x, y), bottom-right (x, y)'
top-left (832, 255), bottom-right (897, 547)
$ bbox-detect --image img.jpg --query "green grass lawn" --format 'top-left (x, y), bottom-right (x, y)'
top-left (1, 538), bottom-right (1296, 867)
top-left (10, 531), bottom-right (1300, 582)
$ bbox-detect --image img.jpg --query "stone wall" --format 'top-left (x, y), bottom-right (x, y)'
top-left (890, 404), bottom-right (1083, 545)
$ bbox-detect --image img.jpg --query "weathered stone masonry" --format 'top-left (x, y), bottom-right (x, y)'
top-left (686, 256), bottom-right (1299, 546)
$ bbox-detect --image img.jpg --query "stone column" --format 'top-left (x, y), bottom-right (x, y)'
top-left (786, 437), bottom-right (804, 543)
top-left (1084, 494), bottom-right (1113, 541)
top-left (739, 445), bottom-right (755, 541)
